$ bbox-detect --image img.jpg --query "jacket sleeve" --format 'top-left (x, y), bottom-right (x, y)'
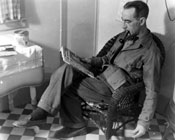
top-left (138, 44), bottom-right (162, 129)
top-left (89, 34), bottom-right (120, 68)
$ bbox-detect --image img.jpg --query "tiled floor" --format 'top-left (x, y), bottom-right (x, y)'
top-left (0, 104), bottom-right (174, 140)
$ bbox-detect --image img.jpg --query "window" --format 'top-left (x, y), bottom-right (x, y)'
top-left (0, 0), bottom-right (26, 31)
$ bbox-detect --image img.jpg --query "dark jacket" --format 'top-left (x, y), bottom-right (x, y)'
top-left (89, 30), bottom-right (163, 128)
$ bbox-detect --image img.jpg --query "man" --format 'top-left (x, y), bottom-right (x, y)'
top-left (13, 1), bottom-right (163, 139)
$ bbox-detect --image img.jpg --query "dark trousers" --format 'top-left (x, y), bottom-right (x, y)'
top-left (38, 63), bottom-right (112, 128)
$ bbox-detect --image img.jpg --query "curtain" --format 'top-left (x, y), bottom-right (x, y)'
top-left (0, 0), bottom-right (21, 24)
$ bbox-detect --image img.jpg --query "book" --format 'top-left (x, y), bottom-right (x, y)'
top-left (0, 45), bottom-right (17, 57)
top-left (60, 46), bottom-right (95, 78)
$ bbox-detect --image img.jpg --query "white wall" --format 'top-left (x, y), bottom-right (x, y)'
top-left (24, 0), bottom-right (62, 73)
top-left (24, 0), bottom-right (97, 72)
top-left (96, 0), bottom-right (123, 53)
top-left (143, 0), bottom-right (175, 114)
top-left (66, 0), bottom-right (97, 58)
top-left (96, 0), bottom-right (175, 114)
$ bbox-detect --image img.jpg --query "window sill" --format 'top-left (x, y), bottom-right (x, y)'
top-left (0, 19), bottom-right (27, 32)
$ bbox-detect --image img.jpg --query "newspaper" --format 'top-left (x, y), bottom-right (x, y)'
top-left (60, 46), bottom-right (95, 78)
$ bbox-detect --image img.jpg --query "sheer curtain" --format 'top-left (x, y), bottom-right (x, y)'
top-left (0, 0), bottom-right (21, 24)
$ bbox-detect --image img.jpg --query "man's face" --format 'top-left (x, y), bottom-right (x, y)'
top-left (121, 8), bottom-right (141, 35)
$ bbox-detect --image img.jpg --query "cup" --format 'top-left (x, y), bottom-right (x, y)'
top-left (14, 30), bottom-right (29, 46)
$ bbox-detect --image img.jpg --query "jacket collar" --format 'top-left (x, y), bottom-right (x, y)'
top-left (122, 29), bottom-right (152, 51)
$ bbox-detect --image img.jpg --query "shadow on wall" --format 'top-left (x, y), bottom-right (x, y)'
top-left (24, 0), bottom-right (40, 25)
top-left (156, 8), bottom-right (175, 115)
top-left (31, 41), bottom-right (61, 73)
top-left (70, 23), bottom-right (94, 58)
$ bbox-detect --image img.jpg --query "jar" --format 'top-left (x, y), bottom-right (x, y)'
top-left (14, 30), bottom-right (29, 46)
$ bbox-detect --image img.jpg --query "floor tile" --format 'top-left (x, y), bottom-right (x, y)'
top-left (23, 128), bottom-right (36, 136)
top-left (20, 136), bottom-right (35, 140)
top-left (0, 119), bottom-right (5, 125)
top-left (0, 113), bottom-right (9, 119)
top-left (0, 104), bottom-right (174, 140)
top-left (35, 130), bottom-right (49, 138)
top-left (7, 135), bottom-right (21, 140)
top-left (10, 127), bottom-right (25, 135)
top-left (0, 133), bottom-right (9, 140)
top-left (0, 126), bottom-right (13, 134)
top-left (2, 120), bottom-right (15, 127)
top-left (7, 114), bottom-right (20, 120)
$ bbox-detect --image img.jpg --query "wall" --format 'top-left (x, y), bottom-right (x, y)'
top-left (96, 0), bottom-right (123, 53)
top-left (66, 0), bottom-right (97, 58)
top-left (148, 0), bottom-right (175, 113)
top-left (24, 0), bottom-right (62, 74)
top-left (24, 0), bottom-right (97, 71)
top-left (96, 0), bottom-right (175, 114)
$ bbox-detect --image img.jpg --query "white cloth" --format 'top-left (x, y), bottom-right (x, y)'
top-left (0, 45), bottom-right (43, 78)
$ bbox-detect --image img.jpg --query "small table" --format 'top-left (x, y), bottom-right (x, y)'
top-left (0, 43), bottom-right (44, 110)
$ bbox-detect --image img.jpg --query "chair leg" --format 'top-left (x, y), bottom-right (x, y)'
top-left (8, 93), bottom-right (14, 111)
top-left (105, 98), bottom-right (120, 140)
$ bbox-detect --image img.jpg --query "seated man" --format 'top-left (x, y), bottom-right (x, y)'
top-left (13, 1), bottom-right (163, 139)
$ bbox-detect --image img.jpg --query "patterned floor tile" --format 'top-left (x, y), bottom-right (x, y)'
top-left (7, 135), bottom-right (21, 140)
top-left (0, 133), bottom-right (9, 140)
top-left (0, 113), bottom-right (9, 119)
top-left (0, 126), bottom-right (13, 134)
top-left (0, 104), bottom-right (174, 140)
top-left (35, 130), bottom-right (49, 138)
top-left (20, 136), bottom-right (35, 140)
top-left (10, 127), bottom-right (25, 135)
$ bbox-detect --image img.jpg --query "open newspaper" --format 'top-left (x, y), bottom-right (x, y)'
top-left (60, 46), bottom-right (95, 78)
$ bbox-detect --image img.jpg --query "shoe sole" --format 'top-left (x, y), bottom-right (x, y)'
top-left (13, 119), bottom-right (46, 127)
top-left (69, 127), bottom-right (87, 137)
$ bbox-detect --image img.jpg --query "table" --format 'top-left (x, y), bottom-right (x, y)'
top-left (0, 43), bottom-right (44, 110)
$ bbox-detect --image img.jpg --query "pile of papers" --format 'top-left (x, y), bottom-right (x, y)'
top-left (0, 44), bottom-right (17, 57)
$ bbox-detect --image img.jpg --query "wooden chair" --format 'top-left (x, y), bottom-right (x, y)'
top-left (81, 33), bottom-right (165, 140)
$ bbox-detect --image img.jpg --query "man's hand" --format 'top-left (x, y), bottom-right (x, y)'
top-left (129, 124), bottom-right (146, 138)
top-left (80, 58), bottom-right (91, 64)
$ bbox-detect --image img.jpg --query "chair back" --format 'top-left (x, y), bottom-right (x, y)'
top-left (151, 33), bottom-right (165, 67)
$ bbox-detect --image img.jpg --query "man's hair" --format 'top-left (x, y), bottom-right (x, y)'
top-left (124, 1), bottom-right (149, 19)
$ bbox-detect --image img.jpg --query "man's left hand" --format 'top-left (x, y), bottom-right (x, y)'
top-left (80, 58), bottom-right (91, 64)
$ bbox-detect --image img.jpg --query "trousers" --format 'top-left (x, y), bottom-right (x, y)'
top-left (37, 63), bottom-right (112, 128)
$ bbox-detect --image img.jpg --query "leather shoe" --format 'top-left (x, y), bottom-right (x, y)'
top-left (49, 126), bottom-right (88, 139)
top-left (13, 115), bottom-right (46, 127)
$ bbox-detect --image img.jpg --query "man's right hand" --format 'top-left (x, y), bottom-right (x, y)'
top-left (129, 124), bottom-right (146, 138)
top-left (80, 58), bottom-right (91, 64)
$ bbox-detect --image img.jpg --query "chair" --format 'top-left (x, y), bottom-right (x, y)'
top-left (81, 33), bottom-right (165, 140)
